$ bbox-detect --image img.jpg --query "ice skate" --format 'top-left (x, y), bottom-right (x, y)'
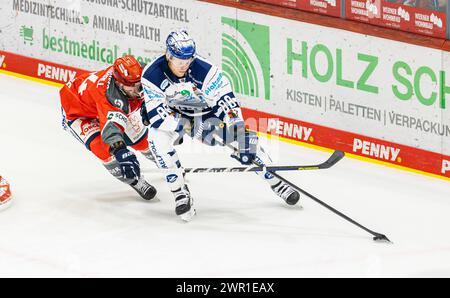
top-left (271, 181), bottom-right (300, 205)
top-left (131, 176), bottom-right (157, 200)
top-left (173, 187), bottom-right (196, 222)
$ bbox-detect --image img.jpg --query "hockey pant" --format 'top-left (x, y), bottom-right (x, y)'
top-left (61, 107), bottom-right (154, 184)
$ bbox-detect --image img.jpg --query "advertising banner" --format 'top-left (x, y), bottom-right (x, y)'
top-left (250, 0), bottom-right (298, 9)
top-left (0, 50), bottom-right (87, 84)
top-left (299, 0), bottom-right (341, 17)
top-left (346, 0), bottom-right (447, 38)
top-left (2, 0), bottom-right (193, 70)
top-left (251, 0), bottom-right (341, 17)
top-left (242, 107), bottom-right (447, 177)
top-left (219, 9), bottom-right (449, 177)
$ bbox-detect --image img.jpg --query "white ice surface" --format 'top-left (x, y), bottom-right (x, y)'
top-left (0, 73), bottom-right (450, 277)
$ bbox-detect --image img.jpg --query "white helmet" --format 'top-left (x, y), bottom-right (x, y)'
top-left (166, 30), bottom-right (196, 60)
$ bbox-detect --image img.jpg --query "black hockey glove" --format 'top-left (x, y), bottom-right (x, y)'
top-left (111, 141), bottom-right (140, 183)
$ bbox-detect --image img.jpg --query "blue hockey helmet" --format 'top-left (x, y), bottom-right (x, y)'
top-left (166, 30), bottom-right (196, 60)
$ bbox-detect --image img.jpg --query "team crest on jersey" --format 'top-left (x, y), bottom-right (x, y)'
top-left (227, 109), bottom-right (239, 119)
top-left (160, 79), bottom-right (169, 90)
top-left (114, 99), bottom-right (124, 109)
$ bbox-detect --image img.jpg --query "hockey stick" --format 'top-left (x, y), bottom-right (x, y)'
top-left (215, 136), bottom-right (392, 243)
top-left (144, 150), bottom-right (344, 174)
top-left (185, 150), bottom-right (344, 173)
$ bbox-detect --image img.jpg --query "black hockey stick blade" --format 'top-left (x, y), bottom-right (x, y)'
top-left (317, 150), bottom-right (345, 169)
top-left (270, 150), bottom-right (345, 171)
top-left (373, 233), bottom-right (393, 243)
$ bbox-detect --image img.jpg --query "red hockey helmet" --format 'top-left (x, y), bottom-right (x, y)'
top-left (113, 55), bottom-right (143, 86)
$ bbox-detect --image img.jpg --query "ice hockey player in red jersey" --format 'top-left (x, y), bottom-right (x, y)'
top-left (0, 175), bottom-right (12, 211)
top-left (60, 55), bottom-right (157, 200)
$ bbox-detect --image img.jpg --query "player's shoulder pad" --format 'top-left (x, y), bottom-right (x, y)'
top-left (141, 56), bottom-right (166, 101)
top-left (198, 58), bottom-right (229, 99)
top-left (142, 55), bottom-right (166, 87)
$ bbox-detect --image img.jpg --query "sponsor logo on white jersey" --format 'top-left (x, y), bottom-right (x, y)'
top-left (204, 73), bottom-right (223, 96)
top-left (144, 86), bottom-right (164, 99)
top-left (442, 160), bottom-right (450, 174)
top-left (353, 138), bottom-right (400, 162)
top-left (267, 119), bottom-right (313, 142)
top-left (37, 63), bottom-right (77, 82)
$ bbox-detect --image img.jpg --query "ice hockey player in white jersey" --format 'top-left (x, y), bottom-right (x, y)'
top-left (141, 30), bottom-right (300, 221)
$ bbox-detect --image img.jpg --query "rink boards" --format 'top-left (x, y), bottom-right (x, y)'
top-left (0, 0), bottom-right (449, 180)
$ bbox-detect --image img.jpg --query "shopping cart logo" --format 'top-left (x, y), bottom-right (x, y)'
top-left (221, 17), bottom-right (270, 100)
top-left (20, 25), bottom-right (34, 45)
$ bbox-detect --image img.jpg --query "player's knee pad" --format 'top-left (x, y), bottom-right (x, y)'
top-left (147, 129), bottom-right (182, 169)
top-left (147, 129), bottom-right (183, 187)
top-left (150, 149), bottom-right (182, 170)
